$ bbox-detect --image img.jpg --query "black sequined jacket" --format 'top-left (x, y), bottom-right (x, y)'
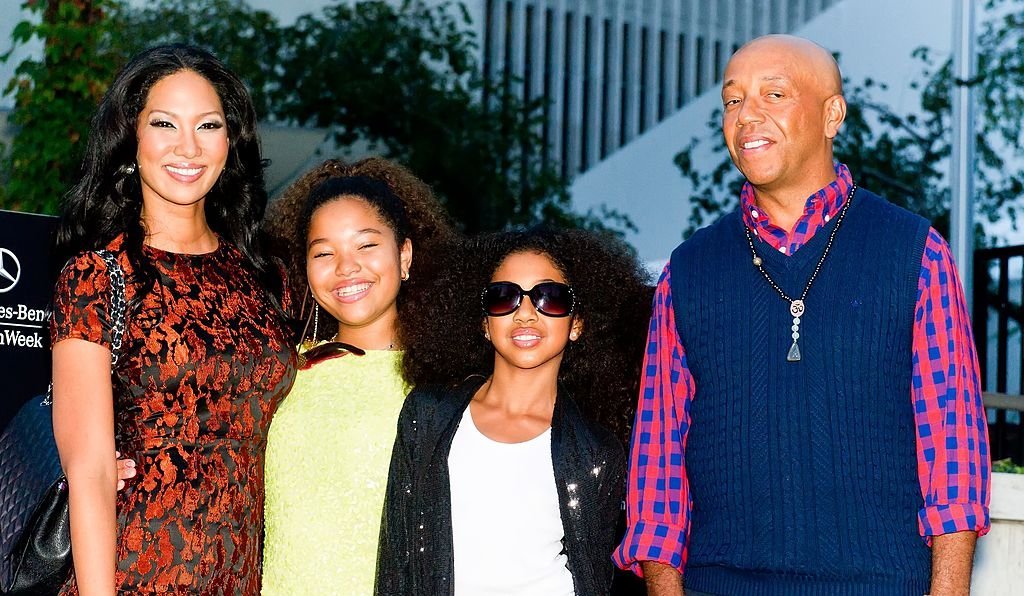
top-left (374, 375), bottom-right (626, 596)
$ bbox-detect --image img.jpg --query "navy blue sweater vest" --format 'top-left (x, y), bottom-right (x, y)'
top-left (669, 189), bottom-right (932, 595)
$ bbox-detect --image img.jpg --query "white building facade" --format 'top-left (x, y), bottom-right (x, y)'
top-left (474, 0), bottom-right (841, 180)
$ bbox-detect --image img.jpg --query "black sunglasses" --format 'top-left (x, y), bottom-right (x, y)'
top-left (298, 341), bottom-right (366, 370)
top-left (481, 281), bottom-right (576, 318)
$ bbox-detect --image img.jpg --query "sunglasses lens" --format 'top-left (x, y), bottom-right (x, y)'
top-left (532, 282), bottom-right (574, 317)
top-left (482, 283), bottom-right (521, 316)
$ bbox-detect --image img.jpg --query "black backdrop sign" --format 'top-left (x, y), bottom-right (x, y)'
top-left (0, 209), bottom-right (58, 432)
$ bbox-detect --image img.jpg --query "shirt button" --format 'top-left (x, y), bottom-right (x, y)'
top-left (779, 246), bottom-right (787, 254)
top-left (824, 214), bottom-right (831, 223)
top-left (751, 209), bottom-right (759, 219)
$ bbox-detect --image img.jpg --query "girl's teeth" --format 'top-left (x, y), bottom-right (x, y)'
top-left (337, 283), bottom-right (371, 296)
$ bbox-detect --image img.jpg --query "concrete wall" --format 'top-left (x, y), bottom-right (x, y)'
top-left (972, 472), bottom-right (1024, 595)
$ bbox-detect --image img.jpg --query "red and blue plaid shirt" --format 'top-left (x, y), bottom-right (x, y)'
top-left (614, 164), bottom-right (991, 575)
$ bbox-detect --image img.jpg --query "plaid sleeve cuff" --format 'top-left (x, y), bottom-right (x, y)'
top-left (613, 519), bottom-right (687, 576)
top-left (918, 502), bottom-right (991, 545)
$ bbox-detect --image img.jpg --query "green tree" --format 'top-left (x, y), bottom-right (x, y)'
top-left (0, 0), bottom-right (121, 214)
top-left (113, 0), bottom-right (282, 119)
top-left (675, 0), bottom-right (1024, 241)
top-left (271, 0), bottom-right (575, 233)
top-left (2, 0), bottom-right (615, 234)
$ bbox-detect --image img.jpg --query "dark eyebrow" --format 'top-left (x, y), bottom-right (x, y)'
top-left (146, 109), bottom-right (224, 119)
top-left (306, 228), bottom-right (384, 249)
top-left (723, 74), bottom-right (791, 90)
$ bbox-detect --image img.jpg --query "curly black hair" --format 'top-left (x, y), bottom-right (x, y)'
top-left (402, 226), bottom-right (653, 446)
top-left (54, 44), bottom-right (279, 314)
top-left (263, 157), bottom-right (458, 345)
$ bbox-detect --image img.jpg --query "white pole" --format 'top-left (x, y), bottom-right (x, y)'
top-left (950, 0), bottom-right (977, 313)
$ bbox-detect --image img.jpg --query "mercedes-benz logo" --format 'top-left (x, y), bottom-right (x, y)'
top-left (0, 247), bottom-right (22, 293)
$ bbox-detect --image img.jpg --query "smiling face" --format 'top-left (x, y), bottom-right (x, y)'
top-left (136, 70), bottom-right (229, 212)
top-left (306, 196), bottom-right (412, 347)
top-left (720, 35), bottom-right (846, 198)
top-left (484, 251), bottom-right (583, 376)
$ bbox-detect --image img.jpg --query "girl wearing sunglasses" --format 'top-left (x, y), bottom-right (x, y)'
top-left (376, 227), bottom-right (651, 595)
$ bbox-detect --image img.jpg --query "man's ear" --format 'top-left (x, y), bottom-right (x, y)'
top-left (824, 94), bottom-right (847, 139)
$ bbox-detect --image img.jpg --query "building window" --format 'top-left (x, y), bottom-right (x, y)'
top-left (543, 7), bottom-right (553, 170)
top-left (523, 4), bottom-right (535, 186)
top-left (677, 33), bottom-right (686, 108)
top-left (504, 1), bottom-right (514, 95)
top-left (524, 5), bottom-right (535, 103)
top-left (581, 15), bottom-right (593, 171)
top-left (483, 0), bottom-right (494, 106)
top-left (601, 17), bottom-right (611, 158)
top-left (561, 10), bottom-right (574, 180)
top-left (639, 26), bottom-right (649, 133)
top-left (695, 35), bottom-right (705, 96)
top-left (658, 29), bottom-right (667, 121)
top-left (620, 22), bottom-right (630, 147)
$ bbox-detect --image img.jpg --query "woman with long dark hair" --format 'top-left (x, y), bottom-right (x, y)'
top-left (50, 44), bottom-right (295, 594)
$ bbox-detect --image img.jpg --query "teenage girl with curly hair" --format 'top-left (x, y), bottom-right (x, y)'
top-left (376, 227), bottom-right (651, 595)
top-left (258, 158), bottom-right (457, 595)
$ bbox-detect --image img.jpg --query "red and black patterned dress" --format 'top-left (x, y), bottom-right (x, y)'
top-left (50, 235), bottom-right (297, 595)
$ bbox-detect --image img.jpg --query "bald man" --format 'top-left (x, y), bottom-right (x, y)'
top-left (614, 35), bottom-right (989, 595)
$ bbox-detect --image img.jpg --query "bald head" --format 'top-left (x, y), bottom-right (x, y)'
top-left (719, 34), bottom-right (848, 201)
top-left (729, 34), bottom-right (843, 97)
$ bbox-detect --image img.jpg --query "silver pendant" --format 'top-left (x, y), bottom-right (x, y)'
top-left (787, 339), bottom-right (801, 362)
top-left (788, 300), bottom-right (804, 362)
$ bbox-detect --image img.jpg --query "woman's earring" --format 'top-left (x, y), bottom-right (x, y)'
top-left (401, 271), bottom-right (409, 281)
top-left (312, 302), bottom-right (320, 342)
top-left (120, 162), bottom-right (136, 176)
top-left (484, 330), bottom-right (490, 341)
top-left (300, 290), bottom-right (320, 346)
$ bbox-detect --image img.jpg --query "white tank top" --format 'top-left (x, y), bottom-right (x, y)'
top-left (448, 407), bottom-right (576, 596)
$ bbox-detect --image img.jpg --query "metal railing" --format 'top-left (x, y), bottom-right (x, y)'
top-left (974, 245), bottom-right (1024, 464)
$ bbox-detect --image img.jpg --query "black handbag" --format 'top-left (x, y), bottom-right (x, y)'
top-left (3, 477), bottom-right (70, 595)
top-left (0, 250), bottom-right (126, 595)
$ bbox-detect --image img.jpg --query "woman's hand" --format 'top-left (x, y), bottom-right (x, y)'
top-left (114, 451), bottom-right (136, 491)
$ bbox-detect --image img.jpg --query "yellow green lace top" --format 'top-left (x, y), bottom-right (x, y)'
top-left (262, 349), bottom-right (409, 595)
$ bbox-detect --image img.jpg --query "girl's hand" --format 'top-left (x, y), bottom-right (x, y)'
top-left (114, 451), bottom-right (136, 491)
